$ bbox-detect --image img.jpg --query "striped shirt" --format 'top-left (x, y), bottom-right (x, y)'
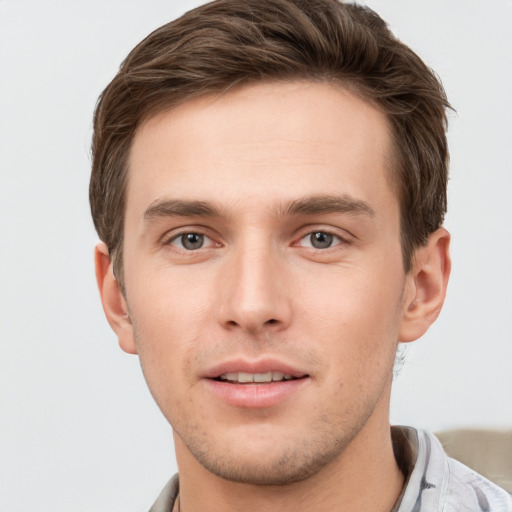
top-left (392, 427), bottom-right (512, 511)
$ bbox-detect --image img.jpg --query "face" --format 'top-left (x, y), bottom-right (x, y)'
top-left (120, 82), bottom-right (413, 484)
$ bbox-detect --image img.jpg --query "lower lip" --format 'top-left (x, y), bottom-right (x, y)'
top-left (203, 378), bottom-right (309, 408)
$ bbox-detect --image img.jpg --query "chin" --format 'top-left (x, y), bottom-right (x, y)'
top-left (199, 452), bottom-right (335, 486)
top-left (182, 429), bottom-right (351, 486)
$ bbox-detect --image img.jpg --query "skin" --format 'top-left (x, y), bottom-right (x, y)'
top-left (96, 81), bottom-right (450, 511)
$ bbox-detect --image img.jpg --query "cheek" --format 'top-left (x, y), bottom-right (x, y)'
top-left (125, 271), bottom-right (213, 391)
top-left (128, 264), bottom-right (212, 335)
top-left (295, 263), bottom-right (404, 372)
top-left (298, 264), bottom-right (404, 332)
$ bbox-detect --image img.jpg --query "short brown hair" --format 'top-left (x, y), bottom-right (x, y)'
top-left (90, 0), bottom-right (450, 287)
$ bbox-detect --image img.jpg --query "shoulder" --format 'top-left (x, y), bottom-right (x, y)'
top-left (393, 427), bottom-right (512, 512)
top-left (149, 474), bottom-right (179, 512)
top-left (443, 456), bottom-right (512, 511)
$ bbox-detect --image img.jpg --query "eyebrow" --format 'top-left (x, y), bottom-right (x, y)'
top-left (143, 199), bottom-right (222, 222)
top-left (142, 194), bottom-right (376, 223)
top-left (279, 194), bottom-right (376, 218)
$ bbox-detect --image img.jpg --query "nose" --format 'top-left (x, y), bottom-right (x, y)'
top-left (216, 240), bottom-right (292, 334)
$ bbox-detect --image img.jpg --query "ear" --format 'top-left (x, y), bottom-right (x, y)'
top-left (398, 228), bottom-right (451, 343)
top-left (94, 242), bottom-right (138, 354)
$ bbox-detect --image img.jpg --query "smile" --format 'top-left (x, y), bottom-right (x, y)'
top-left (218, 371), bottom-right (298, 383)
top-left (203, 358), bottom-right (310, 407)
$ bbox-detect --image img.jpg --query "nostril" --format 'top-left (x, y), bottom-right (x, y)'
top-left (266, 319), bottom-right (277, 324)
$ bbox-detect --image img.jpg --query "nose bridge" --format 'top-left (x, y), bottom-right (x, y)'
top-left (217, 232), bottom-right (291, 332)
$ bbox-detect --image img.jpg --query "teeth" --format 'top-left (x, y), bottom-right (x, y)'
top-left (253, 372), bottom-right (272, 383)
top-left (219, 371), bottom-right (297, 383)
top-left (238, 372), bottom-right (253, 383)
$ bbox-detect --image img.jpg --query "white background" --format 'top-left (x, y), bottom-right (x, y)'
top-left (1, 1), bottom-right (511, 510)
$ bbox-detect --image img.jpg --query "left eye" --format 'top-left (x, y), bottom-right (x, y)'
top-left (299, 231), bottom-right (342, 249)
top-left (169, 232), bottom-right (210, 250)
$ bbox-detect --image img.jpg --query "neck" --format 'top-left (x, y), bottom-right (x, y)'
top-left (174, 416), bottom-right (404, 512)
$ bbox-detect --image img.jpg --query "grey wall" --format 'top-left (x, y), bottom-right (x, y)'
top-left (1, 1), bottom-right (510, 510)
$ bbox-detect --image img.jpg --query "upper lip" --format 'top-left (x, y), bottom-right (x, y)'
top-left (203, 358), bottom-right (309, 379)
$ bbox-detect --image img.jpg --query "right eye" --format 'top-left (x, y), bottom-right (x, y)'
top-left (168, 232), bottom-right (210, 251)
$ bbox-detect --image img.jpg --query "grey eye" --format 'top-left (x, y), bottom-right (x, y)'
top-left (180, 233), bottom-right (204, 250)
top-left (310, 232), bottom-right (334, 249)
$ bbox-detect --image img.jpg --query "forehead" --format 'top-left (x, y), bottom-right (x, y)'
top-left (127, 81), bottom-right (396, 219)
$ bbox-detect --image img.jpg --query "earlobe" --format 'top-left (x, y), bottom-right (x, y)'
top-left (398, 228), bottom-right (451, 343)
top-left (94, 242), bottom-right (138, 354)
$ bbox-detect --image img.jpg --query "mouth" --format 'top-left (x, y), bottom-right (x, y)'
top-left (215, 371), bottom-right (305, 384)
top-left (203, 360), bottom-right (310, 408)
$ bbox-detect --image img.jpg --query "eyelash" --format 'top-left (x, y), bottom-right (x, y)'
top-left (296, 230), bottom-right (347, 250)
top-left (165, 231), bottom-right (218, 251)
top-left (163, 227), bottom-right (350, 254)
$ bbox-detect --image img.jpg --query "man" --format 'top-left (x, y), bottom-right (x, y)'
top-left (90, 0), bottom-right (511, 510)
